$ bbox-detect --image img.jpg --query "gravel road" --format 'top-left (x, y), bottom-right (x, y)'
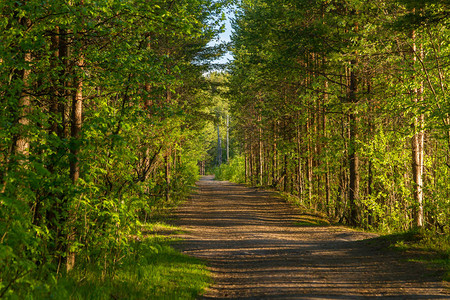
top-left (175, 175), bottom-right (448, 299)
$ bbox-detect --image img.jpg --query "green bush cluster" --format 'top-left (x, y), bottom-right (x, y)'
top-left (228, 0), bottom-right (450, 234)
top-left (0, 0), bottom-right (222, 297)
top-left (213, 156), bottom-right (246, 184)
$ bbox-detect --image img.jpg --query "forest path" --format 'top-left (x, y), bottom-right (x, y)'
top-left (174, 175), bottom-right (448, 299)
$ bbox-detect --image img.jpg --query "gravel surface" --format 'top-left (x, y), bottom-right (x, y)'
top-left (174, 175), bottom-right (449, 299)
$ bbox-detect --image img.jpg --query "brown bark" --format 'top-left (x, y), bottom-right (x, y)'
top-left (165, 149), bottom-right (171, 203)
top-left (66, 55), bottom-right (84, 272)
top-left (258, 114), bottom-right (263, 185)
top-left (144, 83), bottom-right (152, 108)
top-left (284, 154), bottom-right (288, 193)
top-left (323, 80), bottom-right (330, 214)
top-left (15, 41), bottom-right (32, 157)
top-left (297, 122), bottom-right (303, 202)
top-left (70, 57), bottom-right (83, 184)
top-left (348, 58), bottom-right (359, 226)
top-left (49, 29), bottom-right (60, 135)
top-left (4, 16), bottom-right (32, 194)
top-left (348, 113), bottom-right (359, 225)
top-left (250, 141), bottom-right (254, 185)
top-left (307, 116), bottom-right (313, 206)
top-left (245, 141), bottom-right (248, 183)
top-left (15, 65), bottom-right (31, 156)
top-left (59, 28), bottom-right (70, 138)
top-left (272, 122), bottom-right (278, 187)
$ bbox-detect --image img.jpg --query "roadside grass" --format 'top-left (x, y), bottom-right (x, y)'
top-left (275, 191), bottom-right (332, 227)
top-left (141, 221), bottom-right (186, 236)
top-left (48, 223), bottom-right (210, 300)
top-left (295, 214), bottom-right (331, 227)
top-left (275, 190), bottom-right (449, 283)
top-left (373, 229), bottom-right (450, 282)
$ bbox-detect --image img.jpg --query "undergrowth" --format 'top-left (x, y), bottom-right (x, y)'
top-left (211, 168), bottom-right (449, 284)
top-left (212, 156), bottom-right (245, 184)
top-left (378, 229), bottom-right (450, 282)
top-left (277, 190), bottom-right (450, 282)
top-left (5, 223), bottom-right (210, 300)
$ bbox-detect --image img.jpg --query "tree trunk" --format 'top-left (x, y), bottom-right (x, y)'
top-left (297, 120), bottom-right (303, 202)
top-left (411, 32), bottom-right (425, 228)
top-left (245, 141), bottom-right (248, 183)
top-left (249, 144), bottom-right (254, 185)
top-left (217, 124), bottom-right (222, 166)
top-left (49, 28), bottom-right (60, 136)
top-left (411, 96), bottom-right (425, 228)
top-left (258, 115), bottom-right (263, 185)
top-left (70, 57), bottom-right (83, 184)
top-left (348, 58), bottom-right (359, 226)
top-left (226, 115), bottom-right (230, 163)
top-left (67, 55), bottom-right (84, 272)
top-left (165, 149), bottom-right (171, 203)
top-left (307, 117), bottom-right (313, 207)
top-left (15, 42), bottom-right (32, 157)
top-left (348, 112), bottom-right (359, 225)
top-left (272, 122), bottom-right (278, 187)
top-left (323, 97), bottom-right (330, 214)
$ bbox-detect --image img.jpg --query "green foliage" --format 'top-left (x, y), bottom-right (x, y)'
top-left (359, 128), bottom-right (413, 232)
top-left (372, 229), bottom-right (450, 282)
top-left (0, 0), bottom-right (224, 296)
top-left (227, 0), bottom-right (450, 247)
top-left (2, 233), bottom-right (210, 299)
top-left (213, 155), bottom-right (245, 183)
top-left (200, 72), bottom-right (234, 170)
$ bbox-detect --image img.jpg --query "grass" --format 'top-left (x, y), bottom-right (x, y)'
top-left (140, 221), bottom-right (186, 236)
top-left (35, 223), bottom-right (210, 300)
top-left (395, 231), bottom-right (449, 281)
top-left (366, 229), bottom-right (450, 282)
top-left (275, 190), bottom-right (450, 283)
top-left (295, 214), bottom-right (331, 227)
top-left (274, 191), bottom-right (334, 227)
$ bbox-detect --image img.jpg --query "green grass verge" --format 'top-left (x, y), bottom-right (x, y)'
top-left (367, 229), bottom-right (450, 282)
top-left (39, 224), bottom-right (210, 300)
top-left (274, 191), bottom-right (332, 227)
top-left (295, 216), bottom-right (331, 227)
top-left (277, 189), bottom-right (449, 283)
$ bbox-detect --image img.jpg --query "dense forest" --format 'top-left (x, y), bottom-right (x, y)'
top-left (223, 0), bottom-right (450, 233)
top-left (0, 0), bottom-right (226, 297)
top-left (1, 0), bottom-right (449, 298)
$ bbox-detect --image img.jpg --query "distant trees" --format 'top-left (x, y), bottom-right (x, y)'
top-left (228, 0), bottom-right (450, 232)
top-left (0, 0), bottom-right (224, 296)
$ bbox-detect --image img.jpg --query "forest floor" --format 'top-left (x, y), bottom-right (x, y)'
top-left (173, 175), bottom-right (449, 299)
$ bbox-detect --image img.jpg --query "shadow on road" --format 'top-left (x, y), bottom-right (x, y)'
top-left (174, 176), bottom-right (447, 299)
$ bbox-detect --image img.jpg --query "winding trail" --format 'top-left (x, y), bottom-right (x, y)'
top-left (175, 176), bottom-right (448, 299)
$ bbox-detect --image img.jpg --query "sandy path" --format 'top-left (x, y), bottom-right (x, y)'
top-left (174, 176), bottom-right (448, 299)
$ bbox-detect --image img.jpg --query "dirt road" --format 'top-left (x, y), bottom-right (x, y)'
top-left (175, 176), bottom-right (448, 299)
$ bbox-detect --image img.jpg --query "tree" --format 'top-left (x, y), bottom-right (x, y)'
top-left (227, 0), bottom-right (450, 232)
top-left (0, 0), bottom-right (226, 296)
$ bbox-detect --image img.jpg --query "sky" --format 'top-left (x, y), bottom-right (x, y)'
top-left (211, 9), bottom-right (234, 66)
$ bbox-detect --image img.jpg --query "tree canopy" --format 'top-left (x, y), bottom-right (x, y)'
top-left (0, 0), bottom-right (228, 297)
top-left (226, 0), bottom-right (450, 231)
top-left (1, 0), bottom-right (450, 297)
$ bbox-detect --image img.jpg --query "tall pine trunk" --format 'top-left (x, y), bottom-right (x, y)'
top-left (67, 55), bottom-right (84, 272)
top-left (348, 58), bottom-right (359, 226)
top-left (15, 17), bottom-right (32, 158)
top-left (411, 33), bottom-right (425, 227)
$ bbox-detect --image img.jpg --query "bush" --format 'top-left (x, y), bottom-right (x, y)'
top-left (213, 156), bottom-right (245, 183)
